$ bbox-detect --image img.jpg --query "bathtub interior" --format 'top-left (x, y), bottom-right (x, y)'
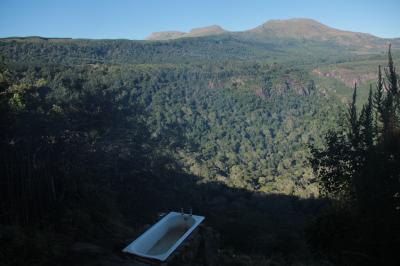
top-left (123, 212), bottom-right (204, 261)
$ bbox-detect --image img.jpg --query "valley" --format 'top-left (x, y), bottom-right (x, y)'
top-left (1, 16), bottom-right (399, 266)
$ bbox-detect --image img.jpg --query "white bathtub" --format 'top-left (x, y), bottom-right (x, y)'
top-left (122, 212), bottom-right (205, 261)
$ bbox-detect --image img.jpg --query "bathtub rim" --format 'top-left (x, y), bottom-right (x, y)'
top-left (122, 211), bottom-right (205, 261)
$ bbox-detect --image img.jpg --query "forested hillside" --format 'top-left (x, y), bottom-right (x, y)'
top-left (0, 61), bottom-right (338, 196)
top-left (0, 35), bottom-right (362, 65)
top-left (0, 57), bottom-right (336, 266)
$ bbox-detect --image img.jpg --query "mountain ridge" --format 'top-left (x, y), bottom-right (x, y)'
top-left (145, 18), bottom-right (396, 47)
top-left (1, 18), bottom-right (399, 67)
top-left (249, 18), bottom-right (375, 36)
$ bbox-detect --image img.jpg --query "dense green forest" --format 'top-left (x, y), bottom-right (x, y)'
top-left (0, 34), bottom-right (399, 266)
top-left (0, 60), bottom-right (339, 195)
top-left (0, 36), bottom-right (358, 65)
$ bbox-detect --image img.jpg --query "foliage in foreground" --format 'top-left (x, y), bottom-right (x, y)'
top-left (309, 45), bottom-right (400, 266)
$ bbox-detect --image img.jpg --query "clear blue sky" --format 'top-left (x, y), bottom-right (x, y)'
top-left (0, 0), bottom-right (399, 39)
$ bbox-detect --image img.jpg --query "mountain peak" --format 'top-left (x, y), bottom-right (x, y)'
top-left (245, 18), bottom-right (379, 46)
top-left (264, 18), bottom-right (323, 26)
top-left (146, 31), bottom-right (185, 40)
top-left (252, 18), bottom-right (334, 37)
top-left (146, 25), bottom-right (226, 40)
top-left (189, 25), bottom-right (226, 36)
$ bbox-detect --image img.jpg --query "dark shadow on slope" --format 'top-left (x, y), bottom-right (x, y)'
top-left (112, 168), bottom-right (329, 265)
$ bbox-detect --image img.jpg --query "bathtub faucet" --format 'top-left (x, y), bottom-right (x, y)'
top-left (180, 208), bottom-right (192, 217)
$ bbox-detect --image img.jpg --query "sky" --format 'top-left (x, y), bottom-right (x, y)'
top-left (0, 0), bottom-right (399, 39)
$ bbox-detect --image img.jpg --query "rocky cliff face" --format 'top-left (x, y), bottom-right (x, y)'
top-left (312, 68), bottom-right (377, 88)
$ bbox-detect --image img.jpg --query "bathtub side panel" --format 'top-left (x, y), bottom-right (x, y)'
top-left (124, 213), bottom-right (174, 254)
